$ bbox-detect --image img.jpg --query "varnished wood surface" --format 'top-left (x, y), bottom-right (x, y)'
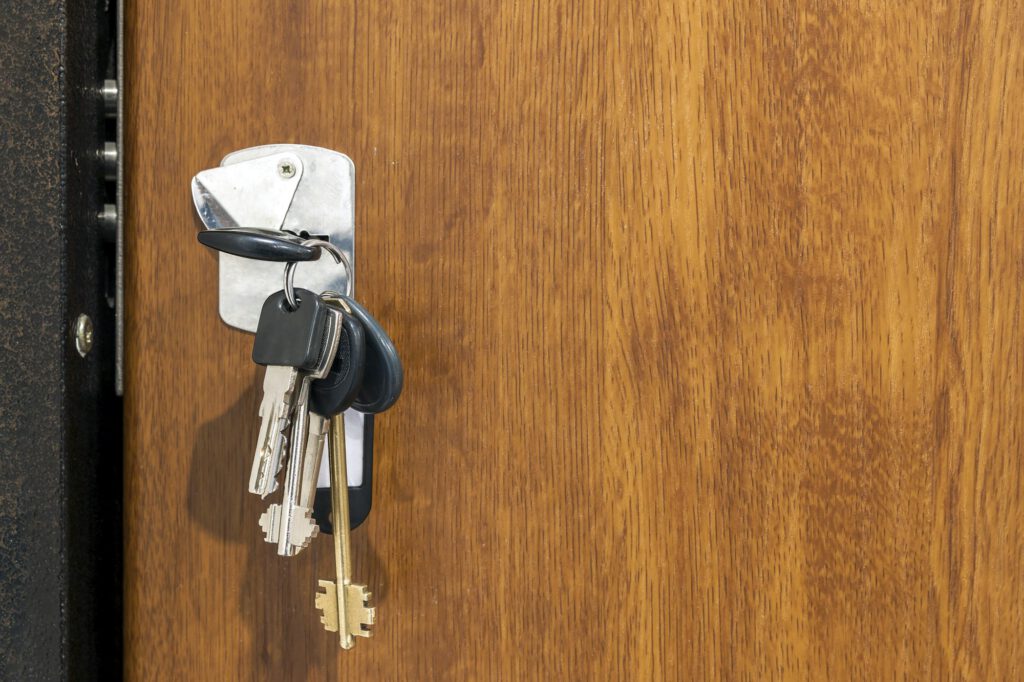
top-left (125, 1), bottom-right (1024, 679)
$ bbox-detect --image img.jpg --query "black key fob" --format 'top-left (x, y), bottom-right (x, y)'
top-left (341, 295), bottom-right (404, 414)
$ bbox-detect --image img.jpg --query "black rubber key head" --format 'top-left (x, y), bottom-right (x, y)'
top-left (197, 227), bottom-right (321, 262)
top-left (341, 295), bottom-right (404, 414)
top-left (310, 310), bottom-right (367, 417)
top-left (252, 289), bottom-right (329, 370)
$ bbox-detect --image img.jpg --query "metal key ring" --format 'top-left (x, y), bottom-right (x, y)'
top-left (283, 239), bottom-right (353, 310)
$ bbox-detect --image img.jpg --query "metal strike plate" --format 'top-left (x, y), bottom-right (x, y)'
top-left (191, 144), bottom-right (355, 333)
top-left (192, 145), bottom-right (368, 492)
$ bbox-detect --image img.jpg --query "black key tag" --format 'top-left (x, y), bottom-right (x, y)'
top-left (313, 414), bottom-right (375, 532)
top-left (252, 288), bottom-right (330, 371)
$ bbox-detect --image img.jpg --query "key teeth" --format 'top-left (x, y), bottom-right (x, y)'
top-left (259, 504), bottom-right (281, 543)
top-left (261, 507), bottom-right (319, 555)
top-left (250, 404), bottom-right (291, 498)
top-left (290, 508), bottom-right (320, 553)
top-left (315, 581), bottom-right (340, 632)
top-left (345, 584), bottom-right (376, 636)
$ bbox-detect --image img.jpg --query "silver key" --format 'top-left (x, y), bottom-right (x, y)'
top-left (250, 365), bottom-right (299, 498)
top-left (260, 304), bottom-right (342, 556)
top-left (300, 412), bottom-right (329, 510)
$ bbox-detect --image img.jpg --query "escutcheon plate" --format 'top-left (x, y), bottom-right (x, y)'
top-left (191, 144), bottom-right (355, 333)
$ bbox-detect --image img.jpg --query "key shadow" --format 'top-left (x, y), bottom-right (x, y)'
top-left (188, 375), bottom-right (387, 676)
top-left (187, 375), bottom-right (259, 542)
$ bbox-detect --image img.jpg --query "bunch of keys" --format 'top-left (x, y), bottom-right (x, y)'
top-left (198, 227), bottom-right (404, 648)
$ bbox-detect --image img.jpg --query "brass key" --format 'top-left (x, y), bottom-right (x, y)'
top-left (314, 413), bottom-right (375, 648)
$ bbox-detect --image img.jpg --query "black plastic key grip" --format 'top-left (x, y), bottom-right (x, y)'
top-left (252, 289), bottom-right (329, 370)
top-left (197, 227), bottom-right (321, 262)
top-left (310, 311), bottom-right (366, 417)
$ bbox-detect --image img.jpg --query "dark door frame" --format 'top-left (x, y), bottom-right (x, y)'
top-left (0, 1), bottom-right (122, 678)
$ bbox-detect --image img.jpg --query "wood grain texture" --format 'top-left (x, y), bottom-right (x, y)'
top-left (125, 1), bottom-right (1024, 679)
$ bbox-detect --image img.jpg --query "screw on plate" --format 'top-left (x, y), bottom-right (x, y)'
top-left (278, 160), bottom-right (297, 178)
top-left (74, 314), bottom-right (94, 357)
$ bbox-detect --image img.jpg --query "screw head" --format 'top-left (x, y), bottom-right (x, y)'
top-left (277, 160), bottom-right (296, 178)
top-left (74, 314), bottom-right (94, 357)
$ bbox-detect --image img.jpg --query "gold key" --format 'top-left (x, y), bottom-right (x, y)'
top-left (315, 413), bottom-right (375, 648)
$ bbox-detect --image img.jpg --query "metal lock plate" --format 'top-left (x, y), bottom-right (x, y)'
top-left (192, 145), bottom-right (368, 491)
top-left (191, 144), bottom-right (355, 332)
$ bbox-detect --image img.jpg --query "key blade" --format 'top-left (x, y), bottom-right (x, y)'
top-left (250, 366), bottom-right (298, 496)
top-left (249, 399), bottom-right (276, 494)
top-left (249, 402), bottom-right (288, 496)
top-left (299, 414), bottom-right (328, 508)
top-left (344, 583), bottom-right (376, 637)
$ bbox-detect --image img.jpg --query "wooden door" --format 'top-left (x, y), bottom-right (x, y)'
top-left (124, 1), bottom-right (1024, 679)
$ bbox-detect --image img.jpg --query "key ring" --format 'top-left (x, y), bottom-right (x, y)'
top-left (283, 239), bottom-right (353, 310)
